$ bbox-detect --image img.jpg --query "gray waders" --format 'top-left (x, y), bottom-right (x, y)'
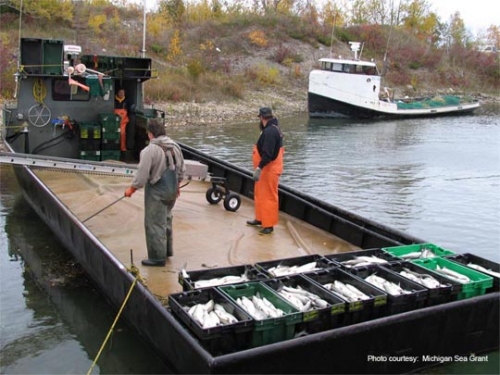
top-left (144, 167), bottom-right (178, 261)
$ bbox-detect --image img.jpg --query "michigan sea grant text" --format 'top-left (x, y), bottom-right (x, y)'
top-left (367, 354), bottom-right (489, 363)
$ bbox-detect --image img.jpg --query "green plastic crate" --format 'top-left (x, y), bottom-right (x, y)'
top-left (79, 150), bottom-right (100, 161)
top-left (382, 243), bottom-right (456, 260)
top-left (218, 282), bottom-right (302, 348)
top-left (100, 150), bottom-right (121, 161)
top-left (99, 113), bottom-right (121, 128)
top-left (99, 113), bottom-right (120, 140)
top-left (412, 258), bottom-right (493, 300)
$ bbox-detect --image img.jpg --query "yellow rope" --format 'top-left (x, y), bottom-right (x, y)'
top-left (33, 78), bottom-right (47, 103)
top-left (86, 274), bottom-right (139, 375)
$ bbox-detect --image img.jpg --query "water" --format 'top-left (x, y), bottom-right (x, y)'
top-left (1, 105), bottom-right (499, 374)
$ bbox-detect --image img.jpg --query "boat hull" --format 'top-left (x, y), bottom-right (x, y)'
top-left (5, 141), bottom-right (499, 374)
top-left (308, 92), bottom-right (479, 119)
top-left (308, 92), bottom-right (480, 119)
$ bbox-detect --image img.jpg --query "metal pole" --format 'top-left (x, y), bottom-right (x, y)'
top-left (82, 196), bottom-right (126, 223)
top-left (141, 0), bottom-right (146, 58)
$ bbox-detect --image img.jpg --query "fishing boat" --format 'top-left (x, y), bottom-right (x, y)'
top-left (308, 42), bottom-right (481, 119)
top-left (1, 38), bottom-right (498, 374)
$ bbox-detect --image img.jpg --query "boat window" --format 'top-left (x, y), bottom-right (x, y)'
top-left (332, 63), bottom-right (343, 72)
top-left (52, 78), bottom-right (90, 101)
top-left (343, 64), bottom-right (354, 73)
top-left (355, 65), bottom-right (365, 74)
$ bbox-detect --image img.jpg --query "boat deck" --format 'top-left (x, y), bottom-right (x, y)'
top-left (34, 169), bottom-right (359, 297)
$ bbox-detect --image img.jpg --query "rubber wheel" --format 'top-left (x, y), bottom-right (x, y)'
top-left (206, 186), bottom-right (224, 204)
top-left (223, 192), bottom-right (241, 212)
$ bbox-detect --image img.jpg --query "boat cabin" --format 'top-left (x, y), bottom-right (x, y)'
top-left (4, 37), bottom-right (160, 162)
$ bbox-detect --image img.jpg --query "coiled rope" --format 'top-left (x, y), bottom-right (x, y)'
top-left (33, 78), bottom-right (47, 103)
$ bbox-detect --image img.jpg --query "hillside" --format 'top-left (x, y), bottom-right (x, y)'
top-left (1, 3), bottom-right (498, 126)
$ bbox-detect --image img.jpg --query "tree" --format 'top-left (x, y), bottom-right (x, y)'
top-left (8, 0), bottom-right (74, 24)
top-left (448, 12), bottom-right (468, 47)
top-left (159, 0), bottom-right (185, 26)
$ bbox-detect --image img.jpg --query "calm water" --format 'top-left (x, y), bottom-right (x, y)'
top-left (1, 104), bottom-right (499, 374)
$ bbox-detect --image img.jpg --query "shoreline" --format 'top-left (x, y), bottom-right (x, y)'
top-left (150, 91), bottom-right (499, 128)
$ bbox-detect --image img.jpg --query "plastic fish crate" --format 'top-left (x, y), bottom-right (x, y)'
top-left (79, 122), bottom-right (101, 139)
top-left (168, 287), bottom-right (253, 355)
top-left (79, 139), bottom-right (101, 151)
top-left (100, 150), bottom-right (121, 161)
top-left (101, 138), bottom-right (120, 150)
top-left (218, 282), bottom-right (302, 348)
top-left (349, 264), bottom-right (428, 315)
top-left (254, 254), bottom-right (332, 278)
top-left (303, 268), bottom-right (388, 325)
top-left (179, 264), bottom-right (267, 291)
top-left (79, 150), bottom-right (100, 161)
top-left (444, 253), bottom-right (500, 292)
top-left (98, 113), bottom-right (121, 128)
top-left (99, 113), bottom-right (121, 140)
top-left (382, 261), bottom-right (460, 306)
top-left (323, 248), bottom-right (398, 270)
top-left (412, 258), bottom-right (493, 300)
top-left (381, 243), bottom-right (456, 260)
top-left (262, 274), bottom-right (347, 334)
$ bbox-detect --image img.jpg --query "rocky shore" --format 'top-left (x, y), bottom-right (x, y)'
top-left (151, 87), bottom-right (309, 127)
top-left (150, 89), bottom-right (498, 128)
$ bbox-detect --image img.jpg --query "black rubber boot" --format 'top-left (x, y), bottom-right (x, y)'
top-left (141, 259), bottom-right (166, 267)
top-left (167, 228), bottom-right (173, 257)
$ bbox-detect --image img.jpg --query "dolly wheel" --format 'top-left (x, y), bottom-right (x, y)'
top-left (206, 186), bottom-right (224, 204)
top-left (223, 193), bottom-right (241, 212)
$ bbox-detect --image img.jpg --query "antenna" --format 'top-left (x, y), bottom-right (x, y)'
top-left (329, 12), bottom-right (337, 58)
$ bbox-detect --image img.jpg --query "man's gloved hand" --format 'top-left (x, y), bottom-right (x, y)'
top-left (253, 168), bottom-right (261, 181)
top-left (124, 186), bottom-right (137, 197)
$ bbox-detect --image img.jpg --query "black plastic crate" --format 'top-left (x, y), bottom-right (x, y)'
top-left (444, 253), bottom-right (500, 292)
top-left (323, 248), bottom-right (398, 270)
top-left (262, 274), bottom-right (347, 334)
top-left (382, 261), bottom-right (460, 306)
top-left (303, 268), bottom-right (387, 325)
top-left (254, 254), bottom-right (332, 278)
top-left (179, 264), bottom-right (267, 291)
top-left (348, 264), bottom-right (429, 315)
top-left (168, 287), bottom-right (253, 355)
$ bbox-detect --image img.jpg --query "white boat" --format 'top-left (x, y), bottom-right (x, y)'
top-left (308, 42), bottom-right (480, 119)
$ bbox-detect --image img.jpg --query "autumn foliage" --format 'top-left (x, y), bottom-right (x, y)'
top-left (0, 0), bottom-right (498, 101)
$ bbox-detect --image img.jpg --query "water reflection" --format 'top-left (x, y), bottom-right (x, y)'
top-left (0, 166), bottom-right (171, 374)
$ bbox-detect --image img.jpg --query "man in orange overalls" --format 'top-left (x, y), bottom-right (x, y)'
top-left (114, 88), bottom-right (130, 152)
top-left (247, 107), bottom-right (284, 235)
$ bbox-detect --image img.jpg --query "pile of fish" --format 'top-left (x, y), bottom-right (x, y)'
top-left (276, 285), bottom-right (329, 312)
top-left (186, 300), bottom-right (239, 328)
top-left (267, 261), bottom-right (321, 277)
top-left (340, 255), bottom-right (389, 268)
top-left (322, 280), bottom-right (371, 302)
top-left (466, 263), bottom-right (500, 278)
top-left (193, 274), bottom-right (249, 289)
top-left (399, 248), bottom-right (438, 259)
top-left (236, 293), bottom-right (285, 320)
top-left (434, 265), bottom-right (471, 284)
top-left (364, 274), bottom-right (412, 296)
top-left (399, 268), bottom-right (448, 288)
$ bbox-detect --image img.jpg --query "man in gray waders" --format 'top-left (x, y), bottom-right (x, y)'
top-left (124, 119), bottom-right (185, 266)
